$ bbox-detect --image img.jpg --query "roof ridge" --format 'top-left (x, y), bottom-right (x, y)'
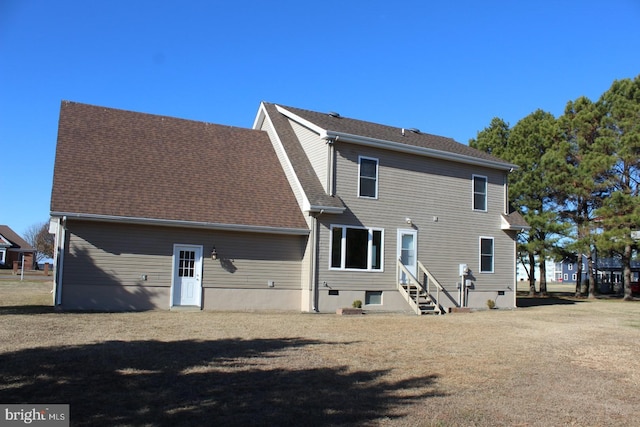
top-left (275, 103), bottom-right (455, 141)
top-left (61, 100), bottom-right (256, 132)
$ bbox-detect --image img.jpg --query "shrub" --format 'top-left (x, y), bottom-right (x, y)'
top-left (352, 300), bottom-right (363, 309)
top-left (486, 299), bottom-right (496, 310)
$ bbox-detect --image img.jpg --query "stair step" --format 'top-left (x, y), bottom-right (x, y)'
top-left (399, 280), bottom-right (440, 315)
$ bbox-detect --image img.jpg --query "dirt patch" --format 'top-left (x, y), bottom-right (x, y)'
top-left (0, 280), bottom-right (638, 426)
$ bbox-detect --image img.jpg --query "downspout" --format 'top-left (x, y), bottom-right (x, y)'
top-left (513, 231), bottom-right (518, 308)
top-left (506, 170), bottom-right (517, 308)
top-left (326, 137), bottom-right (337, 196)
top-left (309, 210), bottom-right (324, 312)
top-left (53, 216), bottom-right (66, 306)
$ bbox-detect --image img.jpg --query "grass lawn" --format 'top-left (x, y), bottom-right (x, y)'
top-left (0, 279), bottom-right (638, 426)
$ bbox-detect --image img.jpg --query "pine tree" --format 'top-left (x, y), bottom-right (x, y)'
top-left (596, 76), bottom-right (640, 301)
top-left (547, 96), bottom-right (612, 297)
top-left (509, 110), bottom-right (565, 296)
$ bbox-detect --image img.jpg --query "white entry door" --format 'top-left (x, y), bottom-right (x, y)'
top-left (172, 245), bottom-right (203, 307)
top-left (397, 229), bottom-right (417, 284)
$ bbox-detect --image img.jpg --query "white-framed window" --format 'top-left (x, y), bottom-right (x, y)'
top-left (572, 273), bottom-right (577, 281)
top-left (479, 236), bottom-right (494, 273)
top-left (0, 249), bottom-right (5, 265)
top-left (358, 156), bottom-right (378, 198)
top-left (330, 225), bottom-right (383, 271)
top-left (365, 291), bottom-right (383, 305)
top-left (564, 273), bottom-right (568, 281)
top-left (472, 175), bottom-right (488, 211)
top-left (568, 263), bottom-right (573, 271)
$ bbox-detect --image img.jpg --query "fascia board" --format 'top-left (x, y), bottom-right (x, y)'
top-left (275, 105), bottom-right (326, 135)
top-left (252, 103), bottom-right (266, 129)
top-left (324, 130), bottom-right (518, 171)
top-left (307, 205), bottom-right (345, 214)
top-left (50, 212), bottom-right (310, 235)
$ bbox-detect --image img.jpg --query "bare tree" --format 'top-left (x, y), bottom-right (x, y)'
top-left (23, 221), bottom-right (54, 263)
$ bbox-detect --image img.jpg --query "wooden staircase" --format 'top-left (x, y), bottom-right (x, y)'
top-left (397, 259), bottom-right (444, 315)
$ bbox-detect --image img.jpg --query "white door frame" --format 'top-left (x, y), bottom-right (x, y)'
top-left (397, 229), bottom-right (418, 283)
top-left (170, 244), bottom-right (203, 308)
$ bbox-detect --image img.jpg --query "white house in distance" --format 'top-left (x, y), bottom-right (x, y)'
top-left (516, 259), bottom-right (560, 286)
top-left (49, 101), bottom-right (528, 313)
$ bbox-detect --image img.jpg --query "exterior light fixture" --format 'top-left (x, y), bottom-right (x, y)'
top-left (211, 246), bottom-right (218, 261)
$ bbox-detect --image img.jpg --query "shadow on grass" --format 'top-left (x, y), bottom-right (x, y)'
top-left (517, 293), bottom-right (588, 307)
top-left (0, 305), bottom-right (55, 315)
top-left (0, 338), bottom-right (442, 426)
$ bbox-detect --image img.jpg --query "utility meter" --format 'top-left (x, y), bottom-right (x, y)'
top-left (459, 264), bottom-right (469, 276)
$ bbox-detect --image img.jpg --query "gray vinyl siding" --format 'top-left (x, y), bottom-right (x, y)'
top-left (316, 142), bottom-right (515, 300)
top-left (289, 119), bottom-right (328, 193)
top-left (61, 220), bottom-right (306, 309)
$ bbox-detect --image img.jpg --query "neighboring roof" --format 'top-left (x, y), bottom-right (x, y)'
top-left (51, 101), bottom-right (308, 233)
top-left (0, 225), bottom-right (35, 251)
top-left (260, 103), bottom-right (344, 212)
top-left (274, 104), bottom-right (517, 171)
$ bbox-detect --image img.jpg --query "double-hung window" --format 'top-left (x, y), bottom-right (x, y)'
top-left (480, 237), bottom-right (494, 273)
top-left (473, 175), bottom-right (487, 211)
top-left (331, 225), bottom-right (383, 271)
top-left (358, 156), bottom-right (378, 198)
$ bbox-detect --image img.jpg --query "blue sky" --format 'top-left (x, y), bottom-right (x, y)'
top-left (1, 0), bottom-right (639, 239)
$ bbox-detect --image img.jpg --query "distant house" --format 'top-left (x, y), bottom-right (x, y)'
top-left (559, 254), bottom-right (640, 292)
top-left (0, 225), bottom-right (35, 270)
top-left (516, 259), bottom-right (559, 284)
top-left (50, 101), bottom-right (528, 313)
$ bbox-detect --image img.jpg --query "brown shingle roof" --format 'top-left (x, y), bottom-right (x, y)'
top-left (0, 225), bottom-right (34, 250)
top-left (51, 101), bottom-right (308, 231)
top-left (262, 103), bottom-right (344, 211)
top-left (276, 104), bottom-right (515, 169)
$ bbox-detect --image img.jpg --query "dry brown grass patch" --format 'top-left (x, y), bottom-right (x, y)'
top-left (0, 280), bottom-right (638, 426)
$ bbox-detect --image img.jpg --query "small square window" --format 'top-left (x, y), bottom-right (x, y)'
top-left (365, 291), bottom-right (382, 305)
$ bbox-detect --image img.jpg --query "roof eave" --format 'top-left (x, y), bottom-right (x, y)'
top-left (324, 130), bottom-right (517, 171)
top-left (501, 224), bottom-right (531, 231)
top-left (500, 214), bottom-right (531, 231)
top-left (306, 205), bottom-right (345, 214)
top-left (50, 212), bottom-right (310, 235)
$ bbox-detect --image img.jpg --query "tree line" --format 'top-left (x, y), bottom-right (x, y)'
top-left (470, 75), bottom-right (640, 300)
